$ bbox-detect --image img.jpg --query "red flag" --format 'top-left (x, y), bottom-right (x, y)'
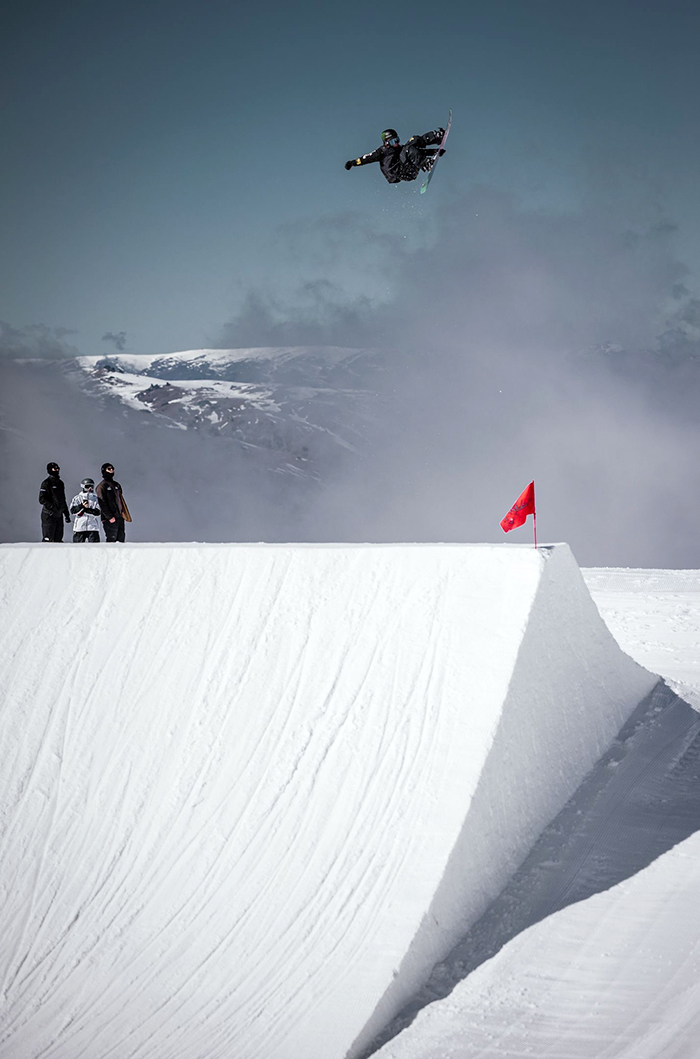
top-left (500, 480), bottom-right (536, 533)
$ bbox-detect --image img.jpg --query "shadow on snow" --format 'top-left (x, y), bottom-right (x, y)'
top-left (364, 680), bottom-right (700, 1055)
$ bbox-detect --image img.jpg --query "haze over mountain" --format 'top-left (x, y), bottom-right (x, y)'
top-left (0, 347), bottom-right (382, 545)
top-left (2, 309), bottom-right (700, 566)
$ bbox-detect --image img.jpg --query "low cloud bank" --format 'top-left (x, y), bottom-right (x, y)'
top-left (0, 321), bottom-right (79, 360)
top-left (218, 185), bottom-right (700, 566)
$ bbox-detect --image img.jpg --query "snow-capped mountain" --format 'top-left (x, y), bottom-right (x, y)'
top-left (0, 346), bottom-right (390, 543)
top-left (75, 347), bottom-right (385, 473)
top-left (0, 344), bottom-right (404, 544)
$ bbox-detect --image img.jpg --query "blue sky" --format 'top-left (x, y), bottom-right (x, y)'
top-left (2, 0), bottom-right (700, 356)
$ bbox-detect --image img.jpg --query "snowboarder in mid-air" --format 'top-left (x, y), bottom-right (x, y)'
top-left (345, 126), bottom-right (446, 184)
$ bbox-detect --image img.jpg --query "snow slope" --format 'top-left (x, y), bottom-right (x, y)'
top-left (0, 543), bottom-right (657, 1059)
top-left (374, 826), bottom-right (700, 1059)
top-left (370, 568), bottom-right (700, 1059)
top-left (585, 567), bottom-right (700, 709)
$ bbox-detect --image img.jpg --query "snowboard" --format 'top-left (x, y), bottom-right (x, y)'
top-left (420, 110), bottom-right (452, 194)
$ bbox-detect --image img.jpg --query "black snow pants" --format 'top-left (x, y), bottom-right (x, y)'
top-left (42, 512), bottom-right (65, 542)
top-left (73, 531), bottom-right (101, 543)
top-left (103, 518), bottom-right (126, 542)
top-left (399, 133), bottom-right (441, 181)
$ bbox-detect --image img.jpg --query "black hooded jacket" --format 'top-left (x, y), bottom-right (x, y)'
top-left (96, 475), bottom-right (124, 522)
top-left (39, 473), bottom-right (70, 520)
top-left (352, 142), bottom-right (404, 183)
top-left (347, 128), bottom-right (444, 183)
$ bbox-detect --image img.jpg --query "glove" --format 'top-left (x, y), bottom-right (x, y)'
top-left (345, 160), bottom-right (355, 170)
top-left (65, 516), bottom-right (71, 523)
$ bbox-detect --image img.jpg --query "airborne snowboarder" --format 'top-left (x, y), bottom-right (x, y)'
top-left (345, 126), bottom-right (446, 185)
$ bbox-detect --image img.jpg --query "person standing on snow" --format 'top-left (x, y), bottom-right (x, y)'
top-left (344, 126), bottom-right (445, 184)
top-left (69, 478), bottom-right (102, 542)
top-left (96, 463), bottom-right (126, 542)
top-left (38, 462), bottom-right (71, 541)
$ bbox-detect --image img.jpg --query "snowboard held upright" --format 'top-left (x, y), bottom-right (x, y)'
top-left (420, 110), bottom-right (452, 194)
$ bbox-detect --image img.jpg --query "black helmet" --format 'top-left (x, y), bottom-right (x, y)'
top-left (81, 478), bottom-right (94, 490)
top-left (101, 463), bottom-right (114, 477)
top-left (381, 129), bottom-right (400, 146)
top-left (47, 462), bottom-right (60, 474)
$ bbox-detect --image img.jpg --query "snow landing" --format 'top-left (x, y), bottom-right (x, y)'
top-left (0, 543), bottom-right (656, 1059)
top-left (372, 828), bottom-right (700, 1059)
top-left (585, 567), bottom-right (700, 711)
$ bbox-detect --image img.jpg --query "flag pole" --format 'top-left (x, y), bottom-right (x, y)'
top-left (532, 481), bottom-right (537, 548)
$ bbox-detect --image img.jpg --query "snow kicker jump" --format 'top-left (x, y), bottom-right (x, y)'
top-left (0, 543), bottom-right (657, 1059)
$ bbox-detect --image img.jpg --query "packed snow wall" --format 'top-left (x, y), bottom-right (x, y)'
top-left (0, 543), bottom-right (657, 1059)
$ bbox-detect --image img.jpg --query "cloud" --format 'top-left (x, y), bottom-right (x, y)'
top-left (221, 183), bottom-right (694, 356)
top-left (216, 180), bottom-right (700, 565)
top-left (102, 331), bottom-right (128, 351)
top-left (0, 321), bottom-right (79, 360)
top-left (220, 285), bottom-right (378, 348)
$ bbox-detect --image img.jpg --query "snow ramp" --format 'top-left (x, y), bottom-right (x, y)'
top-left (0, 543), bottom-right (657, 1059)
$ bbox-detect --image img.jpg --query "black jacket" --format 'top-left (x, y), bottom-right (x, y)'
top-left (39, 475), bottom-right (70, 520)
top-left (351, 142), bottom-right (404, 183)
top-left (348, 129), bottom-right (444, 184)
top-left (96, 477), bottom-right (124, 522)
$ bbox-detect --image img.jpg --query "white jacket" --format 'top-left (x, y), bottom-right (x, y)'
top-left (70, 491), bottom-right (102, 533)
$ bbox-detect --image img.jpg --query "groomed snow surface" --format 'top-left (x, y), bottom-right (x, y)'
top-left (0, 544), bottom-right (697, 1059)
